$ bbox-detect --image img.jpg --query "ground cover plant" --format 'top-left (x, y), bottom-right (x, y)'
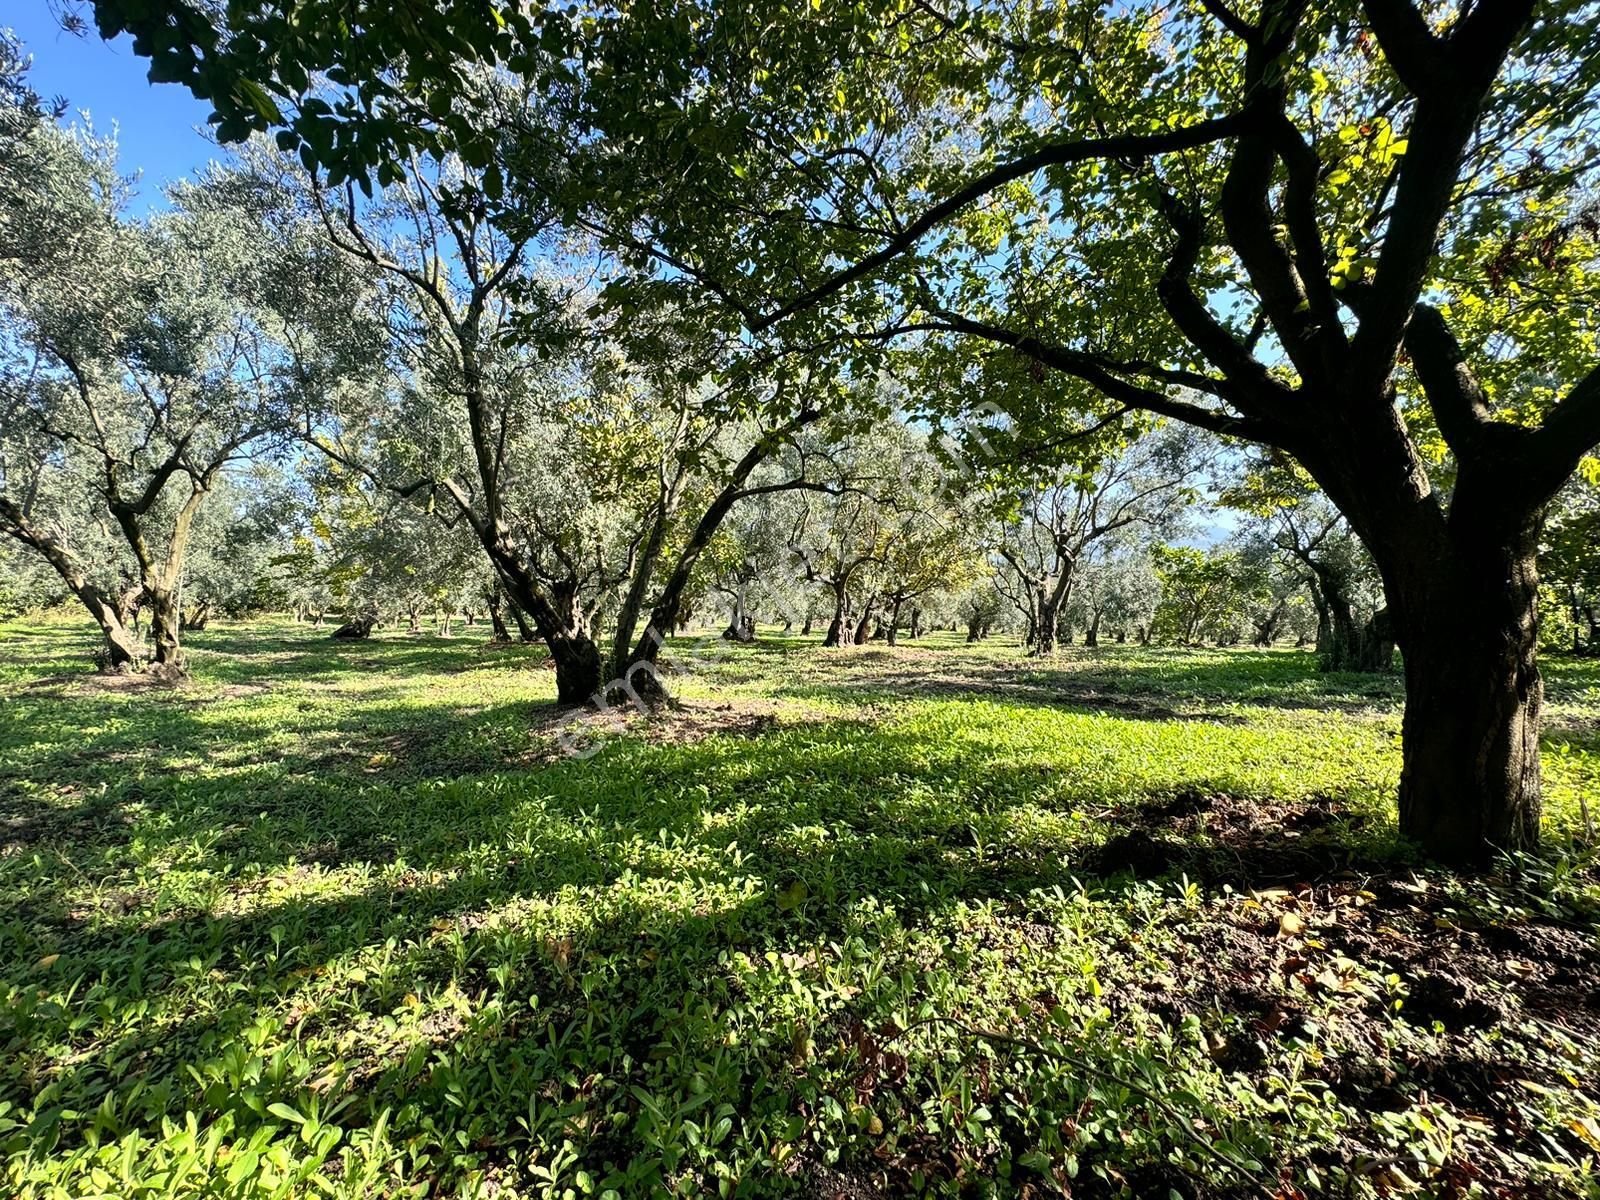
top-left (3, 617), bottom-right (1598, 1199)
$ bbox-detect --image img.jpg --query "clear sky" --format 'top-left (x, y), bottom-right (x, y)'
top-left (5, 5), bottom-right (222, 210)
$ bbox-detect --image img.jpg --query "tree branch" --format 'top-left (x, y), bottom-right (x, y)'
top-left (750, 114), bottom-right (1252, 331)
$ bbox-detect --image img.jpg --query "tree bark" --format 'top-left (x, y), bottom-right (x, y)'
top-left (145, 585), bottom-right (182, 667)
top-left (1390, 530), bottom-right (1542, 861)
top-left (1031, 587), bottom-right (1060, 656)
top-left (181, 599), bottom-right (212, 632)
top-left (851, 595), bottom-right (876, 645)
top-left (1, 500), bottom-right (143, 668)
top-left (823, 581), bottom-right (850, 647)
top-left (486, 587), bottom-right (512, 642)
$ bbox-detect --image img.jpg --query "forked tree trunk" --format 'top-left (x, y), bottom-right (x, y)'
top-left (3, 503), bottom-right (145, 669)
top-left (181, 599), bottom-right (212, 632)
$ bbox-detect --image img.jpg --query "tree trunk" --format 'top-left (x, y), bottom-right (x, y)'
top-left (1031, 589), bottom-right (1059, 656)
top-left (851, 596), bottom-right (875, 645)
top-left (181, 599), bottom-right (212, 632)
top-left (823, 582), bottom-right (850, 647)
top-left (330, 613), bottom-right (376, 639)
top-left (145, 585), bottom-right (183, 667)
top-left (547, 632), bottom-right (605, 705)
top-left (487, 588), bottom-right (511, 642)
top-left (1319, 603), bottom-right (1394, 672)
top-left (1392, 531), bottom-right (1542, 861)
top-left (1, 501), bottom-right (145, 669)
top-left (723, 582), bottom-right (754, 641)
top-left (910, 606), bottom-right (923, 639)
top-left (886, 598), bottom-right (903, 646)
top-left (511, 604), bottom-right (536, 643)
top-left (1084, 611), bottom-right (1101, 647)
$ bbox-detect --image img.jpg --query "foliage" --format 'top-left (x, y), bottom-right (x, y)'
top-left (2, 617), bottom-right (1598, 1197)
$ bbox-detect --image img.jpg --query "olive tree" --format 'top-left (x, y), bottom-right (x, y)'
top-left (0, 125), bottom-right (331, 668)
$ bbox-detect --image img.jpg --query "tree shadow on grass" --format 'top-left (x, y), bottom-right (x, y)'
top-left (6, 622), bottom-right (1597, 1196)
top-left (6, 726), bottom-right (1424, 1196)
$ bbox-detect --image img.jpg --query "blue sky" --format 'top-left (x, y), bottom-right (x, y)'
top-left (6, 5), bottom-right (221, 209)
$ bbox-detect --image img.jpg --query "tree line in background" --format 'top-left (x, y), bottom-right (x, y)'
top-left (4, 0), bottom-right (1600, 863)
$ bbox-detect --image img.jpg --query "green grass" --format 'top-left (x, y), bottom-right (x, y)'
top-left (2, 618), bottom-right (1598, 1198)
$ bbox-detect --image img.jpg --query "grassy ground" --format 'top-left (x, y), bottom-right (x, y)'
top-left (2, 616), bottom-right (1598, 1199)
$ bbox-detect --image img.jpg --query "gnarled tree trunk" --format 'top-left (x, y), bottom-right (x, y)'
top-left (823, 581), bottom-right (851, 647)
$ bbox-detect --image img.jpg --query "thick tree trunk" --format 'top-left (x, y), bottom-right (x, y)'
top-left (722, 583), bottom-right (754, 641)
top-left (547, 632), bottom-right (605, 705)
top-left (823, 583), bottom-right (850, 647)
top-left (1314, 571), bottom-right (1394, 670)
top-left (145, 586), bottom-right (183, 667)
top-left (966, 615), bottom-right (983, 643)
top-left (1253, 599), bottom-right (1286, 647)
top-left (1392, 531), bottom-right (1542, 861)
top-left (330, 613), bottom-right (376, 639)
top-left (886, 598), bottom-right (903, 646)
top-left (910, 606), bottom-right (923, 639)
top-left (1031, 593), bottom-right (1060, 656)
top-left (1084, 611), bottom-right (1101, 647)
top-left (1309, 406), bottom-right (1546, 864)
